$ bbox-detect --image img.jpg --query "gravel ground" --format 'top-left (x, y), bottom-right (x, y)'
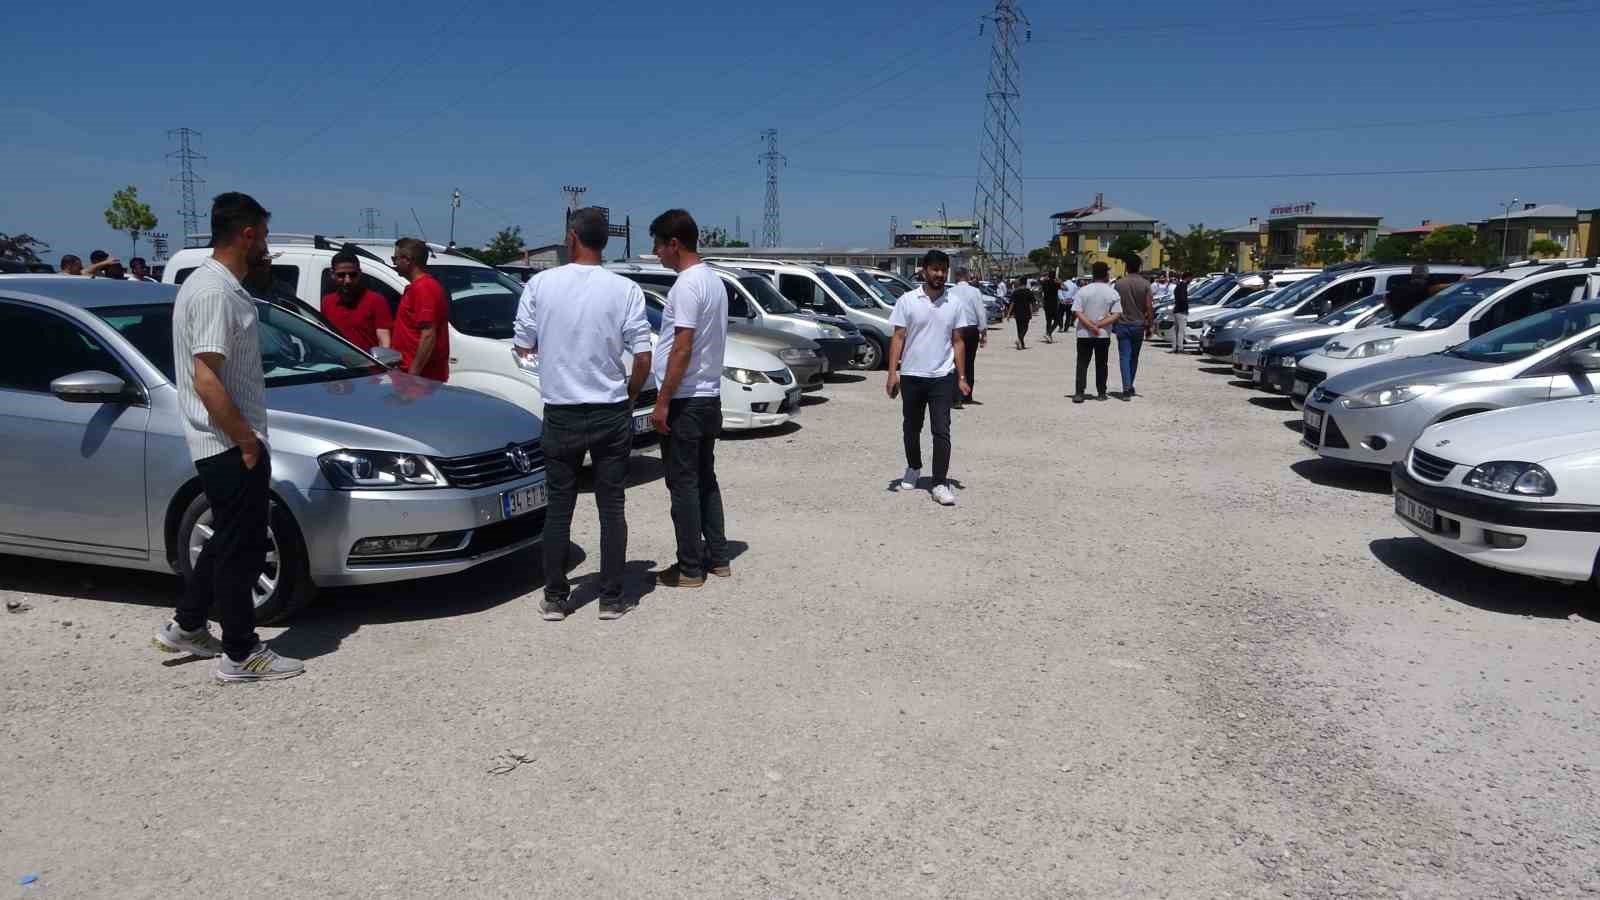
top-left (4, 332), bottom-right (1599, 898)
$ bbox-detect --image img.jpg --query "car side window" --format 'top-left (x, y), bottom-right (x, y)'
top-left (724, 283), bottom-right (753, 319)
top-left (319, 266), bottom-right (403, 314)
top-left (173, 267), bottom-right (197, 285)
top-left (270, 265), bottom-right (300, 301)
top-left (0, 303), bottom-right (131, 394)
top-left (1477, 275), bottom-right (1589, 337)
top-left (778, 274), bottom-right (818, 308)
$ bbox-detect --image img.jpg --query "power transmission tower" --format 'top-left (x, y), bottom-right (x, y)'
top-left (361, 208), bottom-right (381, 238)
top-left (167, 128), bottom-right (206, 247)
top-left (971, 1), bottom-right (1030, 276)
top-left (561, 185), bottom-right (588, 237)
top-left (759, 129), bottom-right (785, 248)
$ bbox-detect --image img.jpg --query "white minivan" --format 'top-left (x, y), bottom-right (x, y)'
top-left (1292, 260), bottom-right (1600, 406)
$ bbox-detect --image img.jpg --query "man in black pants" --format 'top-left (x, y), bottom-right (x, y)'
top-left (1071, 261), bottom-right (1122, 403)
top-left (1006, 279), bottom-right (1036, 349)
top-left (949, 267), bottom-right (987, 407)
top-left (649, 209), bottom-right (732, 588)
top-left (1040, 272), bottom-right (1061, 343)
top-left (887, 250), bottom-right (971, 507)
top-left (513, 208), bottom-right (654, 621)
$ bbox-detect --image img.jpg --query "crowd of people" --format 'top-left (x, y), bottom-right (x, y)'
top-left (56, 249), bottom-right (158, 281)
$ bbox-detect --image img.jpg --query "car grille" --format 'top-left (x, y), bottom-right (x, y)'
top-left (432, 441), bottom-right (545, 490)
top-left (766, 369), bottom-right (793, 385)
top-left (1323, 416), bottom-right (1350, 450)
top-left (1410, 449), bottom-right (1456, 482)
top-left (1240, 340), bottom-right (1257, 351)
top-left (634, 388), bottom-right (658, 409)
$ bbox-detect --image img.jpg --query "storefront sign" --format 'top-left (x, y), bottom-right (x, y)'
top-left (1270, 202), bottom-right (1317, 216)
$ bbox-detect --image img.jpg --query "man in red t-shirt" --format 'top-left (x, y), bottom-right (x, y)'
top-left (390, 237), bottom-right (451, 382)
top-left (320, 247), bottom-right (393, 352)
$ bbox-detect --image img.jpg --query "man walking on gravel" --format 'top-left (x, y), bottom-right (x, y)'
top-left (649, 209), bottom-right (731, 589)
top-left (1071, 261), bottom-right (1121, 403)
top-left (1005, 279), bottom-right (1036, 350)
top-left (514, 208), bottom-right (654, 621)
top-left (1112, 256), bottom-right (1154, 400)
top-left (1170, 272), bottom-right (1191, 353)
top-left (887, 250), bottom-right (971, 506)
top-left (155, 192), bottom-right (304, 682)
top-left (1040, 271), bottom-right (1062, 343)
top-left (949, 267), bottom-right (987, 407)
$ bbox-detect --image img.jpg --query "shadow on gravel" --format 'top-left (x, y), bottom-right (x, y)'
top-left (0, 554), bottom-right (175, 610)
top-left (825, 373), bottom-right (867, 384)
top-left (1197, 366), bottom-right (1235, 376)
top-left (800, 394), bottom-right (830, 407)
top-left (883, 477), bottom-right (966, 493)
top-left (722, 421), bottom-right (802, 441)
top-left (1369, 537), bottom-right (1598, 621)
top-left (1250, 396), bottom-right (1296, 411)
top-left (1290, 458), bottom-right (1392, 495)
top-left (1282, 418), bottom-right (1306, 433)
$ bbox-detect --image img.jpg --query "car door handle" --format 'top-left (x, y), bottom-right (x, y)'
top-left (449, 357), bottom-right (459, 364)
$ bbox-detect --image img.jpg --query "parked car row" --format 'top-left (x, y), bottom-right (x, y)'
top-left (1172, 257), bottom-right (1600, 596)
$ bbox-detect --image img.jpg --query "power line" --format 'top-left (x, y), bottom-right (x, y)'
top-left (790, 160), bottom-right (1600, 182)
top-left (973, 0), bottom-right (1029, 273)
top-left (1032, 0), bottom-right (1595, 40)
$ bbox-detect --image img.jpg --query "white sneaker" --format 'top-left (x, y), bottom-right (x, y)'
top-left (932, 484), bottom-right (957, 506)
top-left (900, 468), bottom-right (921, 490)
top-left (152, 619), bottom-right (225, 658)
top-left (214, 643), bottom-right (305, 683)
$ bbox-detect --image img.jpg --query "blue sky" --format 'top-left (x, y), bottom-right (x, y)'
top-left (9, 0), bottom-right (1600, 262)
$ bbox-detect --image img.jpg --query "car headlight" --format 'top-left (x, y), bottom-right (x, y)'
top-left (1350, 339), bottom-right (1396, 359)
top-left (778, 347), bottom-right (818, 363)
top-left (1341, 384), bottom-right (1437, 409)
top-left (1277, 355), bottom-right (1297, 369)
top-left (1463, 461), bottom-right (1557, 497)
top-left (723, 367), bottom-right (770, 385)
top-left (818, 323), bottom-right (846, 339)
top-left (319, 450), bottom-right (448, 489)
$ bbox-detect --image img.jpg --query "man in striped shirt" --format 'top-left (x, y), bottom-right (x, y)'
top-left (154, 192), bottom-right (305, 682)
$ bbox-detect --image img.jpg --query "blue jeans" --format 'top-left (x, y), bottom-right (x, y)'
top-left (1113, 322), bottom-right (1145, 391)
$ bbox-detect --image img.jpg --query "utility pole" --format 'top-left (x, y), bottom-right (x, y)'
top-left (759, 129), bottom-right (785, 248)
top-left (166, 128), bottom-right (205, 247)
top-left (361, 207), bottom-right (381, 239)
top-left (971, 0), bottom-right (1030, 276)
top-left (561, 185), bottom-right (588, 238)
top-left (449, 189), bottom-right (461, 246)
top-left (149, 232), bottom-right (169, 262)
top-left (735, 214), bottom-right (742, 246)
top-left (1500, 196), bottom-right (1520, 263)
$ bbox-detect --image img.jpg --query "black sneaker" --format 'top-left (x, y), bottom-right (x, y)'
top-left (540, 595), bottom-right (567, 621)
top-left (1117, 391), bottom-right (1132, 402)
top-left (1072, 394), bottom-right (1085, 404)
top-left (598, 597), bottom-right (635, 620)
top-left (1096, 392), bottom-right (1108, 401)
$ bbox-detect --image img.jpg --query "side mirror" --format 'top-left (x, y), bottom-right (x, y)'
top-left (50, 370), bottom-right (130, 404)
top-left (371, 347), bottom-right (403, 368)
top-left (1568, 349), bottom-right (1600, 372)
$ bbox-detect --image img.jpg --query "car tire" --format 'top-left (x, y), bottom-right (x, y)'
top-left (856, 334), bottom-right (886, 370)
top-left (175, 492), bottom-right (316, 625)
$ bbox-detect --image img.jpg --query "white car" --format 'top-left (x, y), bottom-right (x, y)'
top-left (1293, 260), bottom-right (1600, 406)
top-left (1393, 392), bottom-right (1600, 586)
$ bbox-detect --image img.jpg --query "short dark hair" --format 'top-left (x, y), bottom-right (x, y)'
top-left (89, 250), bottom-right (109, 264)
top-left (920, 249), bottom-right (950, 269)
top-left (953, 266), bottom-right (970, 279)
top-left (1124, 256), bottom-right (1142, 274)
top-left (130, 257), bottom-right (147, 267)
top-left (568, 207), bottom-right (610, 252)
top-left (61, 254), bottom-right (81, 268)
top-left (1092, 261), bottom-right (1111, 280)
top-left (649, 209), bottom-right (698, 251)
top-left (395, 237), bottom-right (430, 266)
top-left (210, 192), bottom-right (270, 246)
top-left (332, 245), bottom-right (362, 268)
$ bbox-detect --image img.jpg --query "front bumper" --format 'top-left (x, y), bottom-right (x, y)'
top-left (723, 383), bottom-right (802, 430)
top-left (1391, 464), bottom-right (1600, 583)
top-left (1288, 364), bottom-right (1330, 409)
top-left (1259, 362), bottom-right (1298, 394)
top-left (1200, 333), bottom-right (1237, 358)
top-left (789, 360), bottom-right (826, 392)
top-left (815, 337), bottom-right (861, 372)
top-left (1304, 398), bottom-right (1426, 468)
top-left (301, 472), bottom-right (549, 587)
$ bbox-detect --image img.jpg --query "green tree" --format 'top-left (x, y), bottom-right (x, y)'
top-left (1161, 225), bottom-right (1224, 275)
top-left (1418, 224), bottom-right (1479, 264)
top-left (1370, 235), bottom-right (1417, 264)
top-left (1303, 234), bottom-right (1348, 266)
top-left (0, 232), bottom-right (50, 263)
top-left (478, 226), bottom-right (526, 265)
top-left (699, 226), bottom-right (748, 248)
top-left (1528, 238), bottom-right (1565, 259)
top-left (1107, 232), bottom-right (1151, 267)
top-left (104, 185), bottom-right (158, 259)
top-left (1027, 241), bottom-right (1063, 275)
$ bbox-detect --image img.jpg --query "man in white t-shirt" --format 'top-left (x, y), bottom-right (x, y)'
top-left (948, 267), bottom-right (987, 407)
top-left (649, 209), bottom-right (730, 588)
top-left (1070, 261), bottom-right (1122, 403)
top-left (513, 207), bottom-right (654, 621)
top-left (886, 249), bottom-right (971, 506)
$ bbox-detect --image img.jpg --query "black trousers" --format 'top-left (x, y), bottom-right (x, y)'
top-left (177, 445), bottom-right (266, 661)
top-left (901, 372), bottom-right (955, 485)
top-left (540, 402), bottom-right (632, 601)
top-left (1043, 302), bottom-right (1062, 337)
top-left (1075, 337), bottom-right (1111, 397)
top-left (1014, 315), bottom-right (1031, 342)
top-left (661, 396), bottom-right (728, 579)
top-left (958, 326), bottom-right (980, 397)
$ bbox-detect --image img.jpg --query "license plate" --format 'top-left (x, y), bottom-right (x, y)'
top-left (1395, 492), bottom-right (1437, 531)
top-left (1293, 379), bottom-right (1310, 398)
top-left (785, 388), bottom-right (801, 415)
top-left (1303, 408), bottom-right (1323, 433)
top-left (500, 482), bottom-right (548, 519)
top-left (632, 414), bottom-right (654, 434)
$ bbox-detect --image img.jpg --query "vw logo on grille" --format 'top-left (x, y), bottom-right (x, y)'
top-left (1435, 439), bottom-right (1451, 447)
top-left (507, 444), bottom-right (534, 474)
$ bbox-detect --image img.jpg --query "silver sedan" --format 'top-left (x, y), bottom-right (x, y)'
top-left (1302, 300), bottom-right (1600, 469)
top-left (1233, 293), bottom-right (1393, 381)
top-left (0, 277), bottom-right (551, 623)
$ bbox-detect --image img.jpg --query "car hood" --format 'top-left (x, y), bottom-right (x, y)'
top-left (1325, 353), bottom-right (1493, 396)
top-left (1324, 325), bottom-right (1409, 354)
top-left (266, 373), bottom-right (541, 456)
top-left (1246, 319), bottom-right (1321, 343)
top-left (1214, 308), bottom-right (1270, 328)
top-left (724, 341), bottom-right (786, 372)
top-left (1420, 397), bottom-right (1600, 466)
top-left (728, 321), bottom-right (813, 351)
top-left (1186, 305), bottom-right (1232, 324)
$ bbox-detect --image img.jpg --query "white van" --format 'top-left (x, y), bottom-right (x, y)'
top-left (705, 257), bottom-right (895, 369)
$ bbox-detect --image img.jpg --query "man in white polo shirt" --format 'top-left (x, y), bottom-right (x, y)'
top-left (886, 249), bottom-right (971, 506)
top-left (648, 209), bottom-right (730, 589)
top-left (948, 266), bottom-right (987, 408)
top-left (513, 207), bottom-right (654, 621)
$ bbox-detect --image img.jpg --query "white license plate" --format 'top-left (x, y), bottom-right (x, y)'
top-left (1303, 408), bottom-right (1324, 433)
top-left (1395, 492), bottom-right (1437, 531)
top-left (632, 414), bottom-right (654, 434)
top-left (500, 482), bottom-right (548, 519)
top-left (1293, 379), bottom-right (1310, 398)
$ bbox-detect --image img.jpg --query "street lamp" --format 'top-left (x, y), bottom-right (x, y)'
top-left (449, 189), bottom-right (461, 247)
top-left (1501, 196), bottom-right (1519, 263)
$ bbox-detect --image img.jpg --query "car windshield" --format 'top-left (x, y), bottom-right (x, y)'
top-left (875, 275), bottom-right (911, 297)
top-left (430, 264), bottom-right (521, 339)
top-left (1445, 300), bottom-right (1600, 363)
top-left (1189, 278), bottom-right (1235, 302)
top-left (96, 302), bottom-right (384, 387)
top-left (817, 270), bottom-right (874, 309)
top-left (1261, 272), bottom-right (1336, 309)
top-left (1316, 293), bottom-right (1384, 325)
top-left (1392, 277), bottom-right (1514, 331)
top-left (740, 275), bottom-right (801, 314)
top-left (1222, 289), bottom-right (1261, 309)
top-left (851, 271), bottom-right (900, 304)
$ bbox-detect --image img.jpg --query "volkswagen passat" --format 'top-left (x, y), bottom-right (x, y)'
top-left (0, 277), bottom-right (549, 623)
top-left (1303, 300), bottom-right (1600, 469)
top-left (1392, 394), bottom-right (1600, 586)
